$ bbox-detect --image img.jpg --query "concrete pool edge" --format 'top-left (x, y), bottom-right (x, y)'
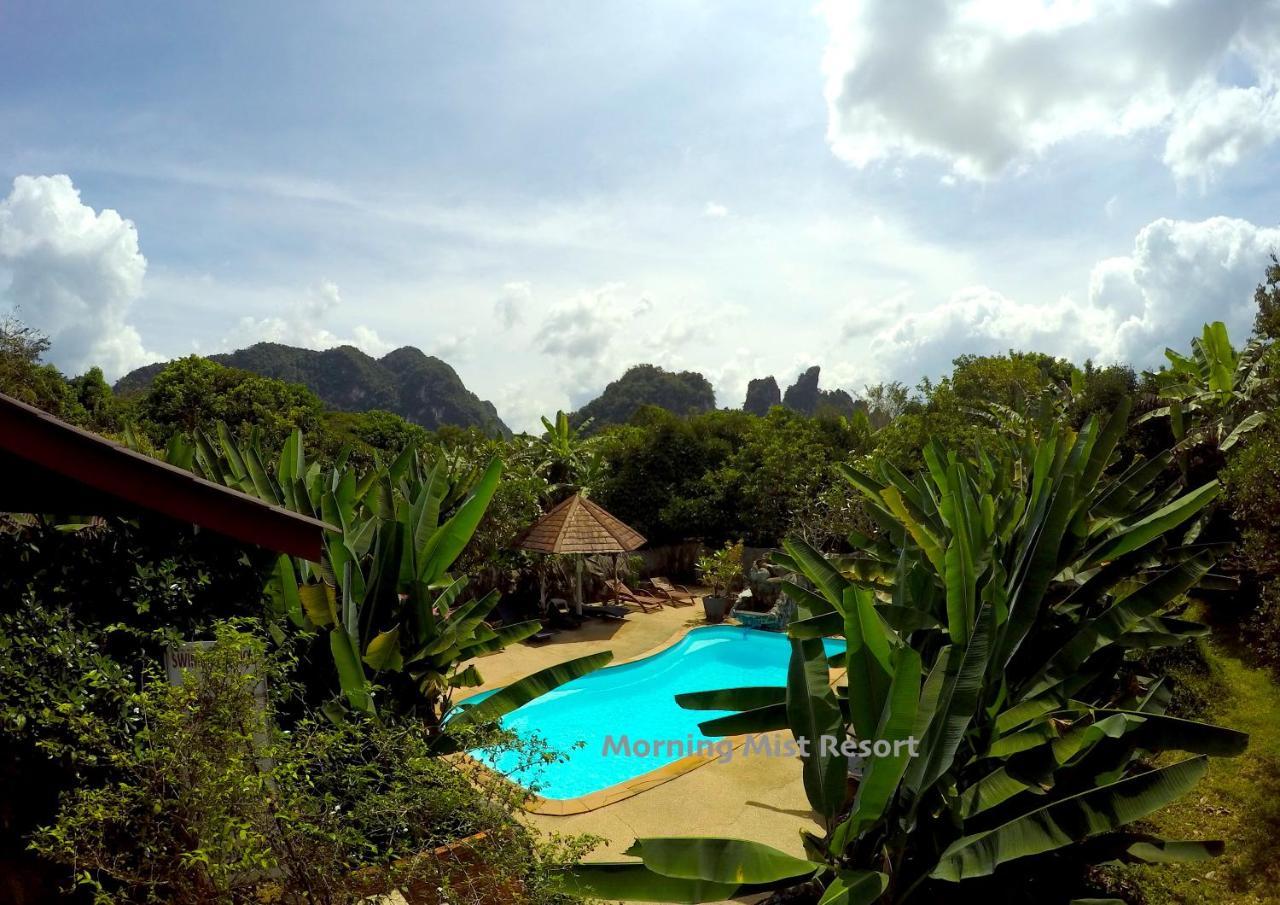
top-left (454, 623), bottom-right (847, 816)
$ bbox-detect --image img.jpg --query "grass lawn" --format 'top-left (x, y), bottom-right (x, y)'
top-left (1113, 637), bottom-right (1280, 905)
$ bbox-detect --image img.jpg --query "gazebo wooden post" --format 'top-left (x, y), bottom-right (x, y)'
top-left (574, 554), bottom-right (584, 615)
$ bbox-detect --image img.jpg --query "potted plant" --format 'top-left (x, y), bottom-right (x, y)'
top-left (695, 540), bottom-right (743, 624)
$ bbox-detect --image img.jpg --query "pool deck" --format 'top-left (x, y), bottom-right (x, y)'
top-left (458, 600), bottom-right (829, 883)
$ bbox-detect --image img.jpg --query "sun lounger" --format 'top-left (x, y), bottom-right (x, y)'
top-left (604, 579), bottom-right (664, 612)
top-left (645, 576), bottom-right (696, 605)
top-left (582, 602), bottom-right (629, 620)
top-left (547, 597), bottom-right (584, 628)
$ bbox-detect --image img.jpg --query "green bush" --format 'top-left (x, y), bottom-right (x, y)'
top-left (31, 625), bottom-right (592, 905)
top-left (1222, 414), bottom-right (1280, 669)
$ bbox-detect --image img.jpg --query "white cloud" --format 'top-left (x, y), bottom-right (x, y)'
top-left (704, 201), bottom-right (729, 218)
top-left (534, 283), bottom-right (658, 405)
top-left (864, 285), bottom-right (1112, 382)
top-left (819, 0), bottom-right (1280, 183)
top-left (226, 280), bottom-right (394, 356)
top-left (1096, 215), bottom-right (1276, 362)
top-left (839, 291), bottom-right (909, 340)
top-left (494, 280), bottom-right (532, 330)
top-left (431, 329), bottom-right (476, 362)
top-left (1163, 82), bottom-right (1280, 187)
top-left (0, 174), bottom-right (153, 378)
top-left (855, 214), bottom-right (1279, 383)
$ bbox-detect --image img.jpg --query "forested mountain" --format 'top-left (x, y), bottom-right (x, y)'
top-left (570, 364), bottom-right (716, 429)
top-left (116, 342), bottom-right (510, 437)
top-left (742, 376), bottom-right (780, 415)
top-left (741, 365), bottom-right (858, 418)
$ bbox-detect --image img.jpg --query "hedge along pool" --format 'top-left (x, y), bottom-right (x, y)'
top-left (455, 625), bottom-right (845, 801)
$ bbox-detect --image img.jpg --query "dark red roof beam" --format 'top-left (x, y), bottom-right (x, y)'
top-left (0, 392), bottom-right (333, 560)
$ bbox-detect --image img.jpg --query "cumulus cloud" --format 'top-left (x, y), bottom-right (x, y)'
top-left (226, 280), bottom-right (394, 356)
top-left (0, 174), bottom-right (153, 377)
top-left (1163, 82), bottom-right (1280, 186)
top-left (494, 280), bottom-right (532, 330)
top-left (704, 201), bottom-right (729, 218)
top-left (534, 283), bottom-right (657, 405)
top-left (1094, 215), bottom-right (1276, 361)
top-left (819, 0), bottom-right (1280, 183)
top-left (839, 292), bottom-right (908, 341)
top-left (852, 214), bottom-right (1279, 382)
top-left (864, 285), bottom-right (1112, 381)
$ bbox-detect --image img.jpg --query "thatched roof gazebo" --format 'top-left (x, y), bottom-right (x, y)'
top-left (518, 493), bottom-right (645, 609)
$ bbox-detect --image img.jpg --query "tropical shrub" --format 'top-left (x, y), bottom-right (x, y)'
top-left (564, 404), bottom-right (1249, 903)
top-left (696, 540), bottom-right (744, 599)
top-left (180, 426), bottom-right (610, 730)
top-left (32, 625), bottom-right (592, 905)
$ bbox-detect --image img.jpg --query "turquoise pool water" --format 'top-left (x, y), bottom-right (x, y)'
top-left (457, 625), bottom-right (844, 801)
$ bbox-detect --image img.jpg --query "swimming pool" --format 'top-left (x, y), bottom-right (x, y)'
top-left (458, 625), bottom-right (845, 801)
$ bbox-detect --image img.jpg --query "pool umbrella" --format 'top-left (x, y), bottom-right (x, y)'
top-left (518, 493), bottom-right (646, 610)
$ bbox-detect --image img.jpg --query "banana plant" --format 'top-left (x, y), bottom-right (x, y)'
top-left (530, 409), bottom-right (604, 495)
top-left (562, 407), bottom-right (1248, 903)
top-left (178, 426), bottom-right (612, 730)
top-left (1139, 321), bottom-right (1271, 459)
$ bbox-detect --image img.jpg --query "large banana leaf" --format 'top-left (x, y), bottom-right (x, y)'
top-left (842, 585), bottom-right (894, 741)
top-left (817, 870), bottom-right (888, 905)
top-left (416, 456), bottom-right (502, 584)
top-left (833, 647), bottom-right (921, 848)
top-left (676, 686), bottom-right (788, 711)
top-left (905, 603), bottom-right (994, 797)
top-left (443, 651), bottom-right (613, 730)
top-left (786, 638), bottom-right (847, 821)
top-left (1082, 482), bottom-right (1219, 567)
top-left (623, 837), bottom-right (821, 884)
top-left (782, 538), bottom-right (850, 611)
top-left (697, 703), bottom-right (788, 737)
top-left (555, 863), bottom-right (749, 903)
top-left (931, 756), bottom-right (1209, 881)
top-left (1022, 552), bottom-right (1215, 698)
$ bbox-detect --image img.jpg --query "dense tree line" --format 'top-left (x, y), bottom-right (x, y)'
top-left (4, 273), bottom-right (1279, 667)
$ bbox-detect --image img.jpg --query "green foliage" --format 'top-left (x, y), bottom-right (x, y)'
top-left (530, 409), bottom-right (606, 494)
top-left (187, 425), bottom-right (609, 729)
top-left (0, 512), bottom-right (282, 891)
top-left (1139, 322), bottom-right (1273, 470)
top-left (568, 415), bottom-right (1248, 903)
top-left (1108, 637), bottom-right (1280, 904)
top-left (321, 408), bottom-right (431, 464)
top-left (696, 540), bottom-right (744, 597)
top-left (1255, 252), bottom-right (1280, 340)
top-left (593, 406), bottom-right (872, 546)
top-left (1222, 414), bottom-right (1280, 670)
top-left (140, 356), bottom-right (326, 449)
top-left (1068, 360), bottom-right (1138, 427)
top-left (0, 313), bottom-right (90, 421)
top-left (871, 352), bottom-right (1079, 468)
top-left (31, 626), bottom-right (587, 905)
top-left (571, 363), bottom-right (716, 430)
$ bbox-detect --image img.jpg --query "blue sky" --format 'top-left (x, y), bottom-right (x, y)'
top-left (3, 0), bottom-right (1280, 431)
